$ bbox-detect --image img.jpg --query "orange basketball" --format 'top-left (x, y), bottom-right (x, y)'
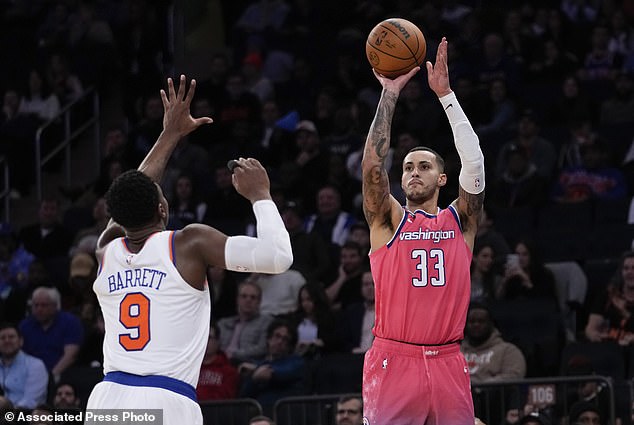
top-left (366, 18), bottom-right (426, 79)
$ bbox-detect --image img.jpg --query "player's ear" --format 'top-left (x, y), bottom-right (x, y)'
top-left (158, 201), bottom-right (167, 219)
top-left (437, 173), bottom-right (447, 187)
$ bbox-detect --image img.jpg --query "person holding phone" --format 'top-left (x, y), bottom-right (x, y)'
top-left (495, 240), bottom-right (556, 300)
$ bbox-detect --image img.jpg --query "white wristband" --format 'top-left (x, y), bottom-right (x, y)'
top-left (225, 200), bottom-right (293, 273)
top-left (439, 92), bottom-right (485, 194)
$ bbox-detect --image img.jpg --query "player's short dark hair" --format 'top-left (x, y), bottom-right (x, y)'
top-left (407, 146), bottom-right (445, 172)
top-left (105, 170), bottom-right (159, 228)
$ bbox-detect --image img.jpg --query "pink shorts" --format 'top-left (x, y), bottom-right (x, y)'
top-left (363, 337), bottom-right (473, 425)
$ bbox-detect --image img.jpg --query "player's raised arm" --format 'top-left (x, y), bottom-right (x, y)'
top-left (139, 75), bottom-right (213, 183)
top-left (427, 37), bottom-right (485, 248)
top-left (97, 75), bottom-right (213, 253)
top-left (362, 67), bottom-right (420, 243)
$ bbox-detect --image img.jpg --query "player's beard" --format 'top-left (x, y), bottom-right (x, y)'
top-left (405, 186), bottom-right (432, 205)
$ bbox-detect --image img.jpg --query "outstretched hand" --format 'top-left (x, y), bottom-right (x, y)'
top-left (372, 66), bottom-right (420, 94)
top-left (426, 37), bottom-right (452, 98)
top-left (160, 74), bottom-right (213, 139)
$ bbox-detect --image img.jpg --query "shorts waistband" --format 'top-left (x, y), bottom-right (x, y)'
top-left (104, 371), bottom-right (197, 402)
top-left (373, 337), bottom-right (461, 358)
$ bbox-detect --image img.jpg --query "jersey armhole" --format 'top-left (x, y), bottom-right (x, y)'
top-left (386, 209), bottom-right (409, 248)
top-left (448, 205), bottom-right (464, 233)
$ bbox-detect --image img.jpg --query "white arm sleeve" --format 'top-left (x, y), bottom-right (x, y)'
top-left (439, 91), bottom-right (485, 194)
top-left (225, 200), bottom-right (293, 274)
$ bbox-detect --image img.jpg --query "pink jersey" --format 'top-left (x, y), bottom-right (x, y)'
top-left (369, 205), bottom-right (472, 345)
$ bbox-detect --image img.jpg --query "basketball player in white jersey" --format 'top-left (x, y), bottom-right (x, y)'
top-left (85, 75), bottom-right (293, 424)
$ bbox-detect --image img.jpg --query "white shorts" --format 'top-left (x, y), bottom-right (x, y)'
top-left (86, 381), bottom-right (203, 425)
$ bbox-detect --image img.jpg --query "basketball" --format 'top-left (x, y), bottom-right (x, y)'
top-left (366, 18), bottom-right (426, 79)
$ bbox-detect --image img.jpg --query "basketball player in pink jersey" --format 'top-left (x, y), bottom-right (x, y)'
top-left (361, 37), bottom-right (485, 424)
top-left (85, 76), bottom-right (292, 425)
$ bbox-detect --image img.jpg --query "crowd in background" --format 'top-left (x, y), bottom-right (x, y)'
top-left (1, 0), bottom-right (634, 424)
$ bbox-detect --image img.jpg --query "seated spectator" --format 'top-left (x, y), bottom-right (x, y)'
top-left (290, 283), bottom-right (340, 359)
top-left (585, 251), bottom-right (634, 345)
top-left (207, 266), bottom-right (238, 322)
top-left (280, 200), bottom-right (332, 283)
top-left (519, 411), bottom-right (552, 425)
top-left (341, 270), bottom-right (375, 354)
top-left (0, 323), bottom-right (48, 409)
top-left (470, 242), bottom-right (503, 304)
top-left (18, 68), bottom-right (60, 123)
top-left (562, 356), bottom-right (612, 422)
top-left (496, 240), bottom-right (557, 301)
top-left (249, 270), bottom-right (306, 318)
top-left (238, 319), bottom-right (304, 416)
top-left (335, 395), bottom-right (363, 425)
top-left (475, 208), bottom-right (511, 270)
top-left (325, 241), bottom-right (365, 310)
top-left (0, 223), bottom-right (33, 323)
top-left (552, 141), bottom-right (627, 203)
top-left (217, 281), bottom-right (272, 364)
top-left (196, 322), bottom-right (238, 401)
top-left (568, 401), bottom-right (602, 425)
top-left (52, 382), bottom-right (80, 409)
top-left (18, 197), bottom-right (73, 262)
top-left (461, 303), bottom-right (527, 383)
top-left (167, 173), bottom-right (207, 230)
top-left (496, 109), bottom-right (557, 180)
top-left (489, 144), bottom-right (549, 209)
top-left (18, 287), bottom-right (83, 381)
top-left (249, 416), bottom-right (276, 425)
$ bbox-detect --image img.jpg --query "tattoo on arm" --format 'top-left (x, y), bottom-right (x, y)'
top-left (362, 91), bottom-right (398, 226)
top-left (459, 187), bottom-right (485, 216)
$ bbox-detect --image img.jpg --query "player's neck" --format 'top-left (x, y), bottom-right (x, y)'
top-left (406, 200), bottom-right (439, 216)
top-left (125, 226), bottom-right (163, 251)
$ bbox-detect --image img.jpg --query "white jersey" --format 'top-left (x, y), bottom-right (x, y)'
top-left (94, 231), bottom-right (211, 388)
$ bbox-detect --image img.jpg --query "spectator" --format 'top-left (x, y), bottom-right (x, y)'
top-left (207, 266), bottom-right (238, 322)
top-left (279, 121), bottom-right (331, 213)
top-left (217, 281), bottom-right (273, 364)
top-left (18, 287), bottom-right (83, 381)
top-left (552, 141), bottom-right (628, 203)
top-left (325, 241), bottom-right (365, 310)
top-left (599, 71), bottom-right (634, 126)
top-left (0, 323), bottom-right (48, 409)
top-left (238, 319), bottom-right (304, 416)
top-left (489, 144), bottom-right (549, 209)
top-left (45, 52), bottom-right (84, 105)
top-left (475, 79), bottom-right (517, 149)
top-left (18, 197), bottom-right (73, 261)
top-left (249, 416), bottom-right (275, 425)
top-left (196, 322), bottom-right (238, 401)
top-left (203, 163), bottom-right (253, 236)
top-left (496, 240), bottom-right (558, 301)
top-left (291, 283), bottom-right (340, 359)
top-left (461, 303), bottom-right (527, 383)
top-left (167, 173), bottom-right (207, 230)
top-left (563, 356), bottom-right (612, 422)
top-left (470, 242), bottom-right (503, 304)
top-left (0, 223), bottom-right (33, 322)
top-left (18, 69), bottom-right (60, 123)
top-left (335, 395), bottom-right (363, 425)
top-left (280, 200), bottom-right (332, 283)
top-left (496, 109), bottom-right (557, 180)
top-left (341, 270), bottom-right (375, 354)
top-left (585, 251), bottom-right (634, 345)
top-left (475, 208), bottom-right (511, 270)
top-left (518, 411), bottom-right (552, 425)
top-left (249, 269), bottom-right (306, 318)
top-left (52, 382), bottom-right (80, 409)
top-left (568, 401), bottom-right (602, 425)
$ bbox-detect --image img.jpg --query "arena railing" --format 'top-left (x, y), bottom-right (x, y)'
top-left (199, 398), bottom-right (263, 425)
top-left (34, 87), bottom-right (100, 200)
